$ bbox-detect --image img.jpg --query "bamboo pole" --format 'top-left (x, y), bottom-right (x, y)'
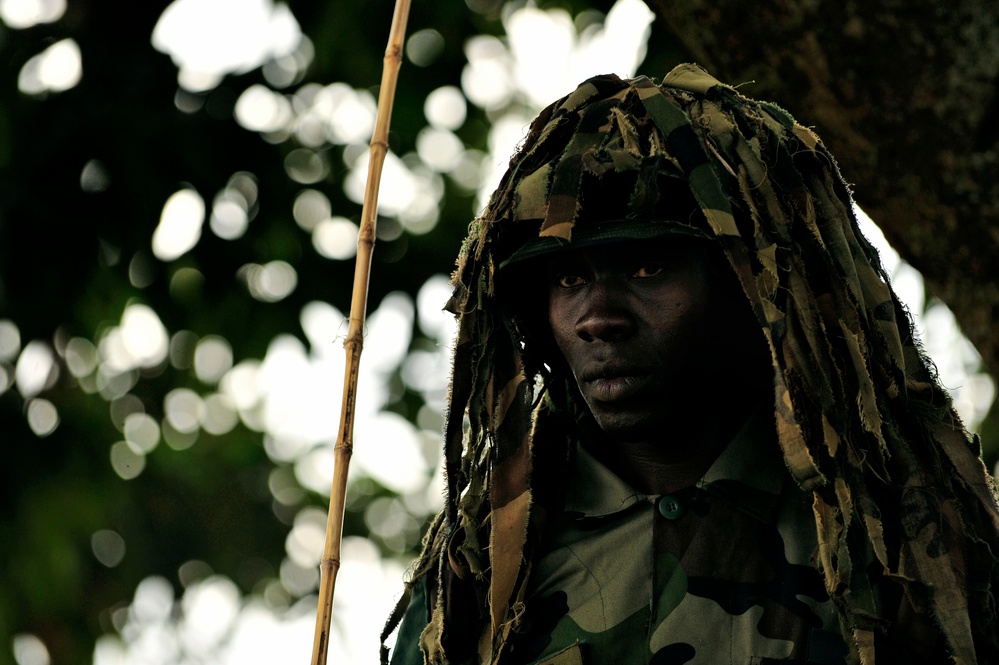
top-left (310, 1), bottom-right (411, 663)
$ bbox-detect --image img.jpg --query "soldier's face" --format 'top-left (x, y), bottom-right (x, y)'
top-left (546, 238), bottom-right (766, 444)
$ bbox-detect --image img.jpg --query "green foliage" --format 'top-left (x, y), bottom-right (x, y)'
top-left (0, 1), bottom-right (487, 661)
top-left (2, 0), bottom-right (666, 659)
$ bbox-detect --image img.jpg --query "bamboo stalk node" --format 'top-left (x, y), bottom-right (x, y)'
top-left (358, 225), bottom-right (377, 246)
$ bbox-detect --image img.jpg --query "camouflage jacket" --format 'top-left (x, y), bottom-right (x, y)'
top-left (390, 409), bottom-right (944, 665)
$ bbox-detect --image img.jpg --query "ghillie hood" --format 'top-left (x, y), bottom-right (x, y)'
top-left (384, 64), bottom-right (999, 665)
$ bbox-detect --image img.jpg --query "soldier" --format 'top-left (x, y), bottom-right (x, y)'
top-left (383, 64), bottom-right (999, 664)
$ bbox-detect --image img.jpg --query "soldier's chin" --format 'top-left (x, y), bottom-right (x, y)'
top-left (588, 407), bottom-right (663, 445)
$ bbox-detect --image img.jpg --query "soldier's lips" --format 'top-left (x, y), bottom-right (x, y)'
top-left (583, 372), bottom-right (653, 402)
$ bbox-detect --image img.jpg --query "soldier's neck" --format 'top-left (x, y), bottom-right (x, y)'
top-left (589, 401), bottom-right (754, 495)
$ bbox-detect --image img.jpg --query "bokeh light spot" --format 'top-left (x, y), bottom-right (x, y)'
top-left (279, 557), bottom-right (317, 596)
top-left (316, 83), bottom-right (376, 145)
top-left (344, 149), bottom-right (431, 220)
top-left (298, 300), bottom-right (343, 358)
top-left (91, 529), bottom-right (127, 568)
top-left (110, 441), bottom-right (146, 480)
top-left (406, 28), bottom-right (444, 67)
top-left (353, 412), bottom-right (427, 494)
top-left (416, 127), bottom-right (464, 172)
top-left (0, 0), bottom-right (65, 29)
top-left (375, 217), bottom-right (404, 243)
top-left (96, 367), bottom-right (138, 402)
top-left (96, 304), bottom-right (170, 375)
top-left (18, 38), bottom-right (82, 95)
top-left (293, 104), bottom-right (327, 147)
top-left (132, 576), bottom-right (174, 623)
top-left (417, 274), bottom-right (457, 343)
top-left (128, 252), bottom-right (156, 289)
top-left (210, 198), bottom-right (248, 240)
top-left (124, 412), bottom-right (160, 454)
top-left (120, 303), bottom-right (170, 369)
top-left (284, 148), bottom-right (328, 184)
top-left (0, 319), bottom-right (21, 362)
top-left (152, 188), bottom-right (206, 261)
top-left (178, 560), bottom-right (214, 588)
top-left (285, 507), bottom-right (326, 568)
top-left (505, 7), bottom-right (575, 106)
top-left (293, 446), bottom-right (334, 494)
top-left (227, 171), bottom-right (259, 209)
top-left (424, 85), bottom-right (467, 131)
top-left (80, 159), bottom-right (111, 193)
top-left (163, 417), bottom-right (199, 451)
top-left (170, 330), bottom-right (199, 370)
top-left (194, 335), bottom-right (233, 384)
top-left (109, 395), bottom-right (144, 432)
top-left (465, 0), bottom-right (503, 14)
top-left (262, 54), bottom-right (298, 89)
top-left (168, 267), bottom-right (205, 303)
top-left (0, 364), bottom-right (11, 396)
top-left (363, 293), bottom-right (414, 374)
top-left (291, 189), bottom-right (330, 231)
top-left (264, 433), bottom-right (310, 464)
top-left (364, 496), bottom-right (419, 553)
top-left (152, 0), bottom-right (302, 92)
top-left (234, 84), bottom-right (293, 133)
top-left (396, 160), bottom-right (443, 234)
top-left (11, 633), bottom-right (50, 665)
top-left (461, 35), bottom-right (513, 110)
top-left (261, 34), bottom-right (313, 89)
top-left (268, 467), bottom-right (304, 506)
top-left (447, 148), bottom-right (485, 192)
top-left (26, 398), bottom-right (59, 437)
top-left (478, 111), bottom-right (535, 207)
top-left (201, 393), bottom-right (238, 435)
top-left (240, 261), bottom-right (298, 302)
top-left (179, 576), bottom-right (241, 651)
top-left (165, 388), bottom-right (205, 434)
top-left (219, 360), bottom-right (262, 411)
top-left (312, 217), bottom-right (358, 260)
top-left (15, 340), bottom-right (55, 398)
top-left (175, 88), bottom-right (206, 114)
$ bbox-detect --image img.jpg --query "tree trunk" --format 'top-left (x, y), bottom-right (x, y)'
top-left (645, 0), bottom-right (999, 382)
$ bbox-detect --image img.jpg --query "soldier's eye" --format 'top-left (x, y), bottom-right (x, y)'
top-left (555, 273), bottom-right (585, 288)
top-left (632, 264), bottom-right (665, 278)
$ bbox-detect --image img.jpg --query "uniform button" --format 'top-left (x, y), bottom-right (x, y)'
top-left (658, 494), bottom-right (684, 520)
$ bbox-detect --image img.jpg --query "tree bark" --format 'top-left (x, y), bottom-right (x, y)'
top-left (644, 0), bottom-right (999, 386)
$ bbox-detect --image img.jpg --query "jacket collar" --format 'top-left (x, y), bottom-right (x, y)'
top-left (563, 403), bottom-right (787, 525)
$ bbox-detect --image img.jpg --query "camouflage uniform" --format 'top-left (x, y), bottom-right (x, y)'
top-left (392, 407), bottom-right (943, 664)
top-left (506, 408), bottom-right (842, 665)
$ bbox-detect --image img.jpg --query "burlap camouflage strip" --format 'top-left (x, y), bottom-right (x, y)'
top-left (382, 63), bottom-right (999, 665)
